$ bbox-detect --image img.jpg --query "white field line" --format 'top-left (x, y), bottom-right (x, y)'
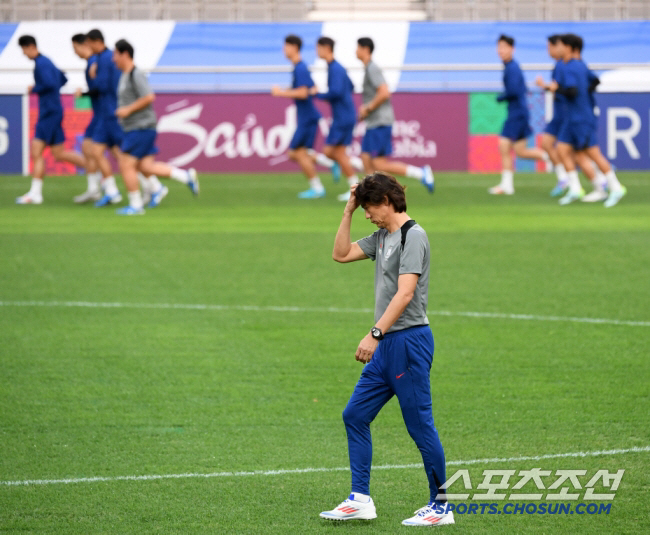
top-left (1, 300), bottom-right (649, 327)
top-left (2, 446), bottom-right (649, 488)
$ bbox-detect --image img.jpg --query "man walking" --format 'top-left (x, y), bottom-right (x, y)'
top-left (322, 173), bottom-right (453, 527)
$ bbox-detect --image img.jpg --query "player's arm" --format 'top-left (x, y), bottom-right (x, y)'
top-left (32, 63), bottom-right (58, 94)
top-left (361, 83), bottom-right (390, 117)
top-left (316, 68), bottom-right (345, 101)
top-left (332, 185), bottom-right (368, 263)
top-left (588, 70), bottom-right (600, 92)
top-left (271, 86), bottom-right (309, 99)
top-left (497, 65), bottom-right (519, 101)
top-left (355, 273), bottom-right (419, 363)
top-left (93, 55), bottom-right (112, 92)
top-left (117, 93), bottom-right (154, 118)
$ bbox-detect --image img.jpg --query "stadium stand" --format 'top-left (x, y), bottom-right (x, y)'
top-left (1, 0), bottom-right (649, 22)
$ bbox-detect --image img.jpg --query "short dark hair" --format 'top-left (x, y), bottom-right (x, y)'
top-left (284, 34), bottom-right (302, 50)
top-left (71, 33), bottom-right (87, 44)
top-left (573, 34), bottom-right (584, 52)
top-left (18, 35), bottom-right (36, 47)
top-left (86, 29), bottom-right (104, 42)
top-left (547, 34), bottom-right (560, 45)
top-left (355, 172), bottom-right (407, 213)
top-left (115, 39), bottom-right (134, 59)
top-left (498, 34), bottom-right (515, 47)
top-left (317, 36), bottom-right (334, 51)
top-left (560, 33), bottom-right (582, 51)
top-left (357, 37), bottom-right (374, 53)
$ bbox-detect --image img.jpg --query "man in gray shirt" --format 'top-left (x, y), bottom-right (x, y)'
top-left (112, 39), bottom-right (199, 215)
top-left (356, 37), bottom-right (434, 193)
top-left (321, 173), bottom-right (453, 527)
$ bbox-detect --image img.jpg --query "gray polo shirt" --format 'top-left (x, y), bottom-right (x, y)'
top-left (362, 60), bottom-right (395, 129)
top-left (357, 222), bottom-right (430, 333)
top-left (117, 67), bottom-right (157, 132)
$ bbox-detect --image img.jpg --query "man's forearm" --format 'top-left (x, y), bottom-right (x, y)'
top-left (333, 211), bottom-right (354, 259)
top-left (375, 290), bottom-right (413, 333)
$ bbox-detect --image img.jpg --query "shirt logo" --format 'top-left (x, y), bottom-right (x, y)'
top-left (384, 245), bottom-right (394, 260)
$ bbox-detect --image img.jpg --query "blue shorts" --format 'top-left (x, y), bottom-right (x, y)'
top-left (326, 121), bottom-right (354, 147)
top-left (501, 115), bottom-right (533, 142)
top-left (289, 121), bottom-right (319, 150)
top-left (544, 116), bottom-right (564, 138)
top-left (361, 125), bottom-right (393, 157)
top-left (557, 121), bottom-right (598, 151)
top-left (34, 114), bottom-right (65, 146)
top-left (120, 129), bottom-right (159, 159)
top-left (84, 115), bottom-right (99, 139)
top-left (93, 117), bottom-right (124, 148)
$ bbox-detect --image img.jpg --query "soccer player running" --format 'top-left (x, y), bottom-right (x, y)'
top-left (490, 35), bottom-right (546, 196)
top-left (271, 34), bottom-right (326, 198)
top-left (311, 37), bottom-right (359, 201)
top-left (535, 35), bottom-right (571, 197)
top-left (550, 34), bottom-right (626, 207)
top-left (86, 29), bottom-right (124, 207)
top-left (71, 33), bottom-right (103, 204)
top-left (16, 35), bottom-right (87, 205)
top-left (322, 173), bottom-right (452, 527)
top-left (112, 39), bottom-right (198, 215)
top-left (356, 37), bottom-right (434, 193)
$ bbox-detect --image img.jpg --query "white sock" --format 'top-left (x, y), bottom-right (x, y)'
top-left (405, 165), bottom-right (424, 180)
top-left (102, 176), bottom-right (120, 197)
top-left (347, 175), bottom-right (358, 187)
top-left (147, 175), bottom-right (163, 192)
top-left (308, 176), bottom-right (324, 192)
top-left (309, 150), bottom-right (335, 169)
top-left (349, 155), bottom-right (364, 171)
top-left (593, 171), bottom-right (607, 192)
top-left (30, 178), bottom-right (43, 197)
top-left (137, 172), bottom-right (149, 192)
top-left (88, 171), bottom-right (101, 191)
top-left (604, 169), bottom-right (622, 192)
top-left (127, 190), bottom-right (143, 210)
top-left (501, 170), bottom-right (513, 191)
top-left (170, 167), bottom-right (190, 184)
top-left (567, 170), bottom-right (581, 192)
top-left (352, 493), bottom-right (370, 503)
top-left (555, 163), bottom-right (568, 184)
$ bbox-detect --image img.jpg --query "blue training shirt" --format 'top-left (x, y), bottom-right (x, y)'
top-left (85, 55), bottom-right (100, 115)
top-left (497, 59), bottom-right (529, 119)
top-left (32, 54), bottom-right (67, 119)
top-left (556, 59), bottom-right (594, 126)
top-left (93, 47), bottom-right (121, 120)
top-left (292, 60), bottom-right (321, 125)
top-left (315, 59), bottom-right (356, 125)
top-left (551, 61), bottom-right (567, 122)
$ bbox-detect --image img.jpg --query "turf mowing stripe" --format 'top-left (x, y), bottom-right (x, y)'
top-left (1, 300), bottom-right (649, 327)
top-left (2, 446), bottom-right (649, 487)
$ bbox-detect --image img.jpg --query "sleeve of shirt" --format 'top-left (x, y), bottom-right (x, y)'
top-left (294, 64), bottom-right (314, 89)
top-left (94, 53), bottom-right (112, 93)
top-left (356, 231), bottom-right (379, 261)
top-left (367, 63), bottom-right (386, 89)
top-left (32, 60), bottom-right (59, 94)
top-left (316, 65), bottom-right (345, 101)
top-left (134, 69), bottom-right (153, 97)
top-left (563, 64), bottom-right (578, 89)
top-left (399, 229), bottom-right (427, 276)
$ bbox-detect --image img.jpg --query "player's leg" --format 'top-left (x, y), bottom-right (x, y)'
top-left (489, 136), bottom-right (515, 195)
top-left (115, 151), bottom-right (145, 215)
top-left (74, 138), bottom-right (102, 203)
top-left (512, 138), bottom-right (546, 162)
top-left (91, 141), bottom-right (122, 206)
top-left (50, 143), bottom-right (86, 169)
top-left (360, 152), bottom-right (374, 174)
top-left (372, 158), bottom-right (435, 194)
top-left (16, 138), bottom-right (46, 204)
top-left (583, 145), bottom-right (626, 207)
top-left (320, 354), bottom-right (390, 521)
top-left (556, 140), bottom-right (585, 205)
top-left (325, 123), bottom-right (359, 201)
top-left (574, 151), bottom-right (607, 203)
top-left (290, 123), bottom-right (325, 198)
top-left (542, 133), bottom-right (569, 197)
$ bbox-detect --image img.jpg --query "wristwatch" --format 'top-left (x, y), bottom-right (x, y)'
top-left (370, 327), bottom-right (384, 341)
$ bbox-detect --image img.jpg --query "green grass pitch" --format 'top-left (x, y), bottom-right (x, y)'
top-left (1, 171), bottom-right (649, 534)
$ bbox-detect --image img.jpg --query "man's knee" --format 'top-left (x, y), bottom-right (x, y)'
top-left (498, 137), bottom-right (511, 154)
top-left (342, 404), bottom-right (364, 428)
top-left (323, 145), bottom-right (335, 159)
top-left (287, 149), bottom-right (299, 162)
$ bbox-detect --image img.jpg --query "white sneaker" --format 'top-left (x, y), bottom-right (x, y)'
top-left (581, 190), bottom-right (608, 203)
top-left (337, 191), bottom-right (351, 202)
top-left (320, 494), bottom-right (377, 521)
top-left (604, 186), bottom-right (627, 208)
top-left (402, 504), bottom-right (455, 527)
top-left (488, 184), bottom-right (514, 195)
top-left (16, 192), bottom-right (43, 205)
top-left (559, 188), bottom-right (585, 205)
top-left (73, 189), bottom-right (102, 204)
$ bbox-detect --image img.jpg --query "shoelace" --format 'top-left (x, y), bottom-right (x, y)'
top-left (414, 505), bottom-right (436, 517)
